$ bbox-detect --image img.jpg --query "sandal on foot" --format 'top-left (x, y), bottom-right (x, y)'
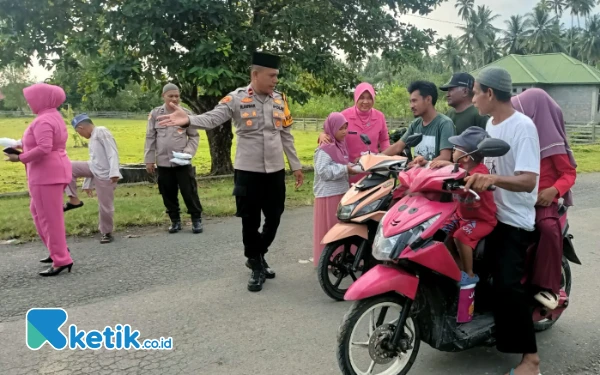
top-left (459, 271), bottom-right (479, 287)
top-left (100, 233), bottom-right (113, 244)
top-left (534, 290), bottom-right (559, 309)
top-left (64, 202), bottom-right (84, 212)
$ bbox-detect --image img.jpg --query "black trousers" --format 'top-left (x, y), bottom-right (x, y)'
top-left (485, 221), bottom-right (537, 354)
top-left (157, 165), bottom-right (203, 221)
top-left (233, 169), bottom-right (286, 260)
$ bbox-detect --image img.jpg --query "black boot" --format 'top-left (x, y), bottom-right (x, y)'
top-left (260, 255), bottom-right (276, 279)
top-left (246, 254), bottom-right (275, 279)
top-left (168, 221), bottom-right (182, 233)
top-left (247, 258), bottom-right (265, 292)
top-left (192, 218), bottom-right (203, 234)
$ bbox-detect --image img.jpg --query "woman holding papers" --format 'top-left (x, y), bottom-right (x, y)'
top-left (3, 83), bottom-right (74, 276)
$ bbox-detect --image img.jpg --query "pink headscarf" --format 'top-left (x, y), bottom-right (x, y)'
top-left (319, 112), bottom-right (349, 164)
top-left (354, 82), bottom-right (376, 121)
top-left (512, 88), bottom-right (576, 206)
top-left (23, 83), bottom-right (66, 114)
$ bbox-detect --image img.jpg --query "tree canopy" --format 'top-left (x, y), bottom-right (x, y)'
top-left (0, 0), bottom-right (444, 174)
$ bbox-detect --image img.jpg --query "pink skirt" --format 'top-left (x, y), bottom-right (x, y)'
top-left (313, 194), bottom-right (344, 267)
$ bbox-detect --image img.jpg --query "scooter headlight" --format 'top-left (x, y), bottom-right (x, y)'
top-left (337, 202), bottom-right (358, 220)
top-left (373, 224), bottom-right (403, 261)
top-left (372, 214), bottom-right (441, 261)
top-left (354, 199), bottom-right (383, 217)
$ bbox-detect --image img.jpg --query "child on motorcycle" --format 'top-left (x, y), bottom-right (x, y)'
top-left (429, 126), bottom-right (498, 286)
top-left (312, 112), bottom-right (359, 266)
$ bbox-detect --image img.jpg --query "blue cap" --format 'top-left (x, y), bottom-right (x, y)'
top-left (448, 126), bottom-right (489, 153)
top-left (71, 113), bottom-right (92, 128)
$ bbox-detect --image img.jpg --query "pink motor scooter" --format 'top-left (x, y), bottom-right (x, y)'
top-left (335, 138), bottom-right (581, 375)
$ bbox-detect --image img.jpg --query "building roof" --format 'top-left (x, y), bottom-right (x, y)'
top-left (470, 53), bottom-right (600, 85)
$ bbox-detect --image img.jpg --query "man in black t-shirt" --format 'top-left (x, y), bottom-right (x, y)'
top-left (441, 72), bottom-right (489, 134)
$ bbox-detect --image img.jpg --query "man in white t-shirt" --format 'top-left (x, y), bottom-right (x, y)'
top-left (464, 66), bottom-right (541, 375)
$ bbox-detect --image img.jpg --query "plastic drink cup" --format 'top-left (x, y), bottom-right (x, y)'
top-left (457, 283), bottom-right (476, 323)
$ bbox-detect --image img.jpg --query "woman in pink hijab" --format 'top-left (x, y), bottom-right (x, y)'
top-left (312, 112), bottom-right (358, 266)
top-left (512, 88), bottom-right (577, 309)
top-left (318, 82), bottom-right (390, 184)
top-left (4, 83), bottom-right (74, 276)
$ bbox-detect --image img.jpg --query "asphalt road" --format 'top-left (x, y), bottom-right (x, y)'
top-left (1, 173), bottom-right (599, 375)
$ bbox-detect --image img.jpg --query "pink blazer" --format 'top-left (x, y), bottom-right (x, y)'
top-left (341, 107), bottom-right (390, 184)
top-left (19, 84), bottom-right (72, 186)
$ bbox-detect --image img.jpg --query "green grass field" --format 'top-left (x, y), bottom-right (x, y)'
top-left (0, 117), bottom-right (319, 193)
top-left (0, 117), bottom-right (599, 241)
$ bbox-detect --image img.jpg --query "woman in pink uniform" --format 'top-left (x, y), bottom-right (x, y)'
top-left (4, 83), bottom-right (74, 276)
top-left (318, 82), bottom-right (391, 184)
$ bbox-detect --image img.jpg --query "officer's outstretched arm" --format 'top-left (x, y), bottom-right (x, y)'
top-left (188, 95), bottom-right (235, 130)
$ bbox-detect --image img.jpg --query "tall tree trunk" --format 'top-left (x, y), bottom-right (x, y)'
top-left (184, 95), bottom-right (235, 175)
top-left (570, 15), bottom-right (574, 55)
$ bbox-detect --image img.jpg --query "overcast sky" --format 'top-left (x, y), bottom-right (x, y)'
top-left (28, 0), bottom-right (600, 81)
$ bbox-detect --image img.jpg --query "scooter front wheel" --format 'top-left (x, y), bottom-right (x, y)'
top-left (337, 295), bottom-right (420, 375)
top-left (317, 237), bottom-right (365, 301)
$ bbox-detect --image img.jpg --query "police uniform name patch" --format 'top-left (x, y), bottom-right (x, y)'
top-left (240, 104), bottom-right (256, 109)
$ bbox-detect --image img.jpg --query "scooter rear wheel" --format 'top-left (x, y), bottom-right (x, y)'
top-left (337, 295), bottom-right (420, 375)
top-left (533, 256), bottom-right (572, 332)
top-left (317, 237), bottom-right (365, 301)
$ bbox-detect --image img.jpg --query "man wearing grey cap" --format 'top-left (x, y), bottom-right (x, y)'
top-left (145, 83), bottom-right (204, 234)
top-left (63, 114), bottom-right (122, 244)
top-left (156, 51), bottom-right (304, 293)
top-left (465, 66), bottom-right (542, 375)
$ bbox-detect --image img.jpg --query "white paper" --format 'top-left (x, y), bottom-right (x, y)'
top-left (0, 138), bottom-right (20, 148)
top-left (350, 164), bottom-right (363, 173)
top-left (169, 158), bottom-right (191, 166)
top-left (172, 151), bottom-right (192, 160)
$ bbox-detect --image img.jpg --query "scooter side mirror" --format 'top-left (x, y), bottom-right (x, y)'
top-left (476, 138), bottom-right (511, 157)
top-left (404, 133), bottom-right (423, 148)
top-left (360, 134), bottom-right (372, 145)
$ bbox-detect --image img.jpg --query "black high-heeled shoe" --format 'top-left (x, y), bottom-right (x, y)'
top-left (39, 248), bottom-right (70, 263)
top-left (39, 263), bottom-right (73, 277)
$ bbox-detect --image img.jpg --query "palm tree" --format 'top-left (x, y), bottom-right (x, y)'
top-left (458, 5), bottom-right (500, 68)
top-left (459, 13), bottom-right (487, 68)
top-left (578, 14), bottom-right (600, 65)
top-left (502, 15), bottom-right (528, 54)
top-left (484, 33), bottom-right (504, 64)
top-left (525, 7), bottom-right (564, 53)
top-left (569, 0), bottom-right (595, 29)
top-left (536, 0), bottom-right (553, 11)
top-left (476, 5), bottom-right (501, 31)
top-left (455, 0), bottom-right (475, 21)
top-left (438, 36), bottom-right (465, 72)
top-left (549, 0), bottom-right (567, 17)
top-left (563, 27), bottom-right (582, 57)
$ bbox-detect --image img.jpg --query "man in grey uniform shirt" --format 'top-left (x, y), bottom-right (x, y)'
top-left (157, 52), bottom-right (304, 292)
top-left (145, 83), bottom-right (204, 234)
